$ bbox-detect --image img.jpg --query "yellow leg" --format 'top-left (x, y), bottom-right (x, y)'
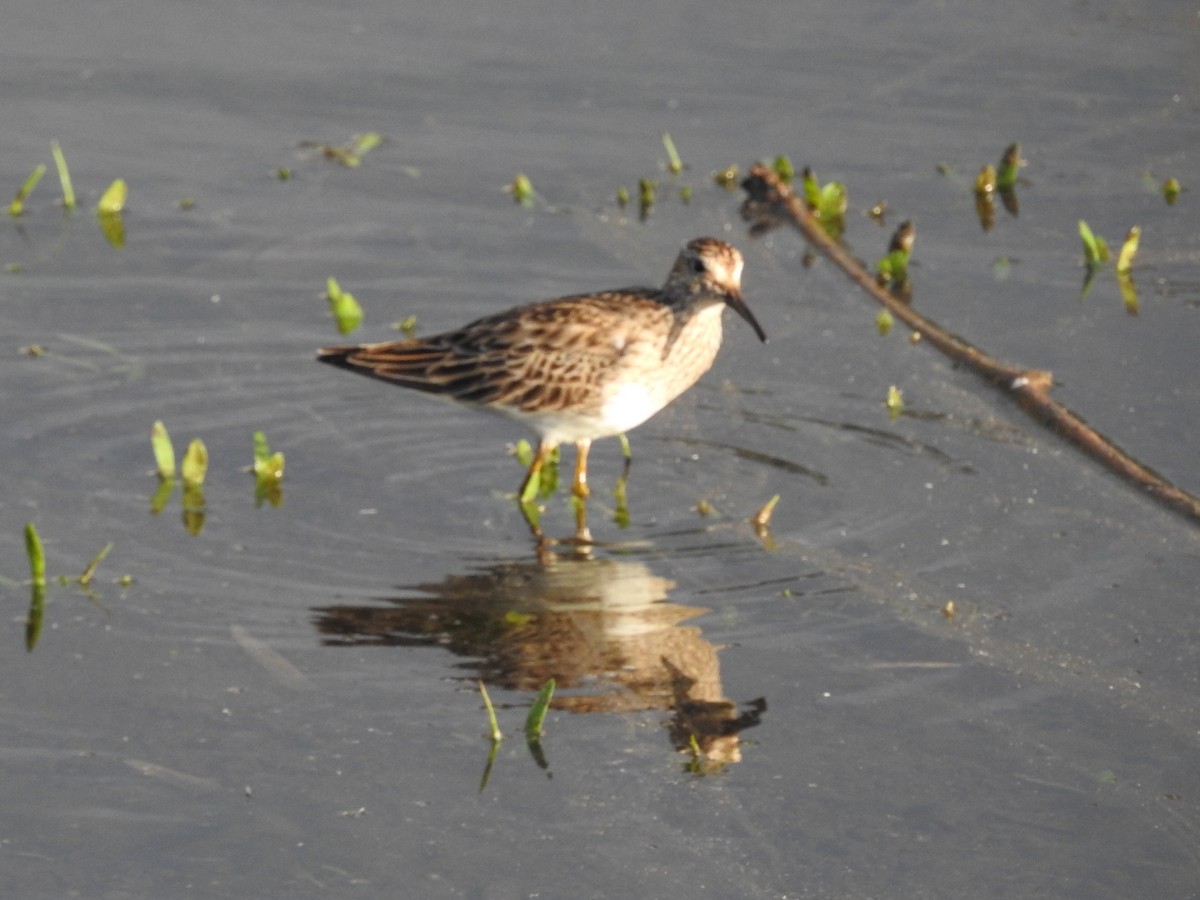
top-left (572, 440), bottom-right (592, 500)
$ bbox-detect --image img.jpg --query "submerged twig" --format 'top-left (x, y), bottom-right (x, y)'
top-left (740, 163), bottom-right (1200, 526)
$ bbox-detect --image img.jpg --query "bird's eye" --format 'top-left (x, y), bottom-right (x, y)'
top-left (690, 257), bottom-right (706, 274)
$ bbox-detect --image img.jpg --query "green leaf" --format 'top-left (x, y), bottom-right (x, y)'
top-left (712, 165), bottom-right (739, 190)
top-left (886, 385), bottom-right (904, 420)
top-left (181, 439), bottom-right (208, 487)
top-left (1078, 220), bottom-right (1109, 266)
top-left (25, 522), bottom-right (46, 587)
top-left (97, 178), bottom-right (127, 214)
top-left (79, 543), bottom-right (113, 586)
top-left (252, 430), bottom-right (271, 465)
top-left (996, 142), bottom-right (1022, 190)
top-left (876, 308), bottom-right (894, 336)
top-left (661, 131), bottom-right (684, 175)
top-left (151, 420), bottom-right (176, 479)
top-left (772, 155), bottom-right (795, 185)
top-left (510, 173), bottom-right (535, 207)
top-left (638, 178), bottom-right (658, 218)
top-left (9, 164), bottom-right (46, 217)
top-left (352, 132), bottom-right (383, 155)
top-left (479, 680), bottom-right (503, 743)
top-left (1116, 225), bottom-right (1140, 274)
top-left (326, 277), bottom-right (364, 334)
top-left (525, 678), bottom-right (555, 740)
top-left (51, 140), bottom-right (76, 210)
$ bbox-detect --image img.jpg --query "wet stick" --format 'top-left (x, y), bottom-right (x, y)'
top-left (740, 163), bottom-right (1200, 527)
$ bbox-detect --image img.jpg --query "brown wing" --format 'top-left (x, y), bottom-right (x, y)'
top-left (317, 291), bottom-right (673, 413)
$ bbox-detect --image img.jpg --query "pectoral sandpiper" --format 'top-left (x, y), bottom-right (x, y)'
top-left (318, 236), bottom-right (765, 540)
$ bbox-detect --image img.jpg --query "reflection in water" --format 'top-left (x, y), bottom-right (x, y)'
top-left (313, 554), bottom-right (765, 767)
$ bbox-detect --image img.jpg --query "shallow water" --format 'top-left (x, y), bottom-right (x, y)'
top-left (2, 0), bottom-right (1199, 897)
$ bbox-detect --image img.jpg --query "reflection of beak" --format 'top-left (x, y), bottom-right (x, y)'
top-left (725, 288), bottom-right (768, 343)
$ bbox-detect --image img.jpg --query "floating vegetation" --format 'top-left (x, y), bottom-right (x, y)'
top-left (616, 184), bottom-right (630, 209)
top-left (996, 142), bottom-right (1023, 191)
top-left (149, 423), bottom-right (207, 531)
top-left (25, 522), bottom-right (46, 588)
top-left (300, 132), bottom-right (383, 168)
top-left (886, 385), bottom-right (905, 420)
top-left (509, 172), bottom-right (536, 207)
top-left (479, 680), bottom-right (503, 743)
top-left (876, 308), bottom-right (895, 336)
top-left (712, 164), bottom-right (740, 190)
top-left (252, 431), bottom-right (285, 507)
top-left (772, 155), bottom-right (795, 185)
top-left (638, 178), bottom-right (658, 220)
top-left (513, 439), bottom-right (559, 501)
top-left (750, 495), bottom-right (780, 532)
top-left (51, 140), bottom-right (75, 210)
top-left (876, 220), bottom-right (915, 292)
top-left (391, 314), bottom-right (418, 337)
top-left (525, 678), bottom-right (555, 741)
top-left (97, 178), bottom-right (127, 214)
top-left (22, 523), bottom-right (117, 651)
top-left (800, 167), bottom-right (847, 239)
top-left (9, 164), bottom-right (46, 217)
top-left (661, 132), bottom-right (684, 175)
top-left (181, 439), bottom-right (208, 487)
top-left (325, 277), bottom-right (364, 335)
top-left (1078, 220), bottom-right (1110, 268)
top-left (151, 420), bottom-right (176, 480)
top-left (96, 178), bottom-right (128, 248)
top-left (1116, 225), bottom-right (1140, 275)
top-left (1162, 177), bottom-right (1181, 205)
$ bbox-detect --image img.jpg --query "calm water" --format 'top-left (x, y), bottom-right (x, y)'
top-left (2, 0), bottom-right (1198, 897)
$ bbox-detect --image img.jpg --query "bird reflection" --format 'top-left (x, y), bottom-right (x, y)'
top-left (313, 554), bottom-right (765, 766)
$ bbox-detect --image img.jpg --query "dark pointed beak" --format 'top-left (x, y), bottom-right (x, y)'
top-left (726, 288), bottom-right (767, 343)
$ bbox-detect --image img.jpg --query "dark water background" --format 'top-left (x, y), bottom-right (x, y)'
top-left (2, 1), bottom-right (1198, 897)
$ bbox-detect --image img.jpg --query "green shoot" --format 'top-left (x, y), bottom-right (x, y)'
top-left (479, 680), bottom-right (503, 742)
top-left (97, 178), bottom-right (127, 214)
top-left (352, 132), bottom-right (383, 157)
top-left (181, 439), bottom-right (208, 487)
top-left (325, 277), bottom-right (364, 334)
top-left (510, 173), bottom-right (535, 207)
top-left (772, 155), bottom-right (795, 185)
top-left (974, 164), bottom-right (997, 197)
top-left (996, 142), bottom-right (1022, 190)
top-left (750, 495), bottom-right (780, 532)
top-left (1079, 220), bottom-right (1110, 267)
top-left (525, 678), bottom-right (555, 740)
top-left (10, 164), bottom-right (46, 217)
top-left (25, 522), bottom-right (46, 587)
top-left (638, 178), bottom-right (658, 219)
top-left (886, 385), bottom-right (905, 420)
top-left (876, 308), bottom-right (894, 336)
top-left (252, 431), bottom-right (285, 480)
top-left (151, 421), bottom-right (176, 479)
top-left (79, 543), bottom-right (113, 586)
top-left (51, 140), bottom-right (76, 209)
top-left (1116, 225), bottom-right (1140, 274)
top-left (661, 132), bottom-right (684, 175)
top-left (616, 185), bottom-right (629, 209)
top-left (1162, 177), bottom-right (1181, 205)
top-left (513, 439), bottom-right (535, 468)
top-left (877, 221), bottom-right (915, 285)
top-left (712, 165), bottom-right (739, 190)
top-left (391, 315), bottom-right (418, 337)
